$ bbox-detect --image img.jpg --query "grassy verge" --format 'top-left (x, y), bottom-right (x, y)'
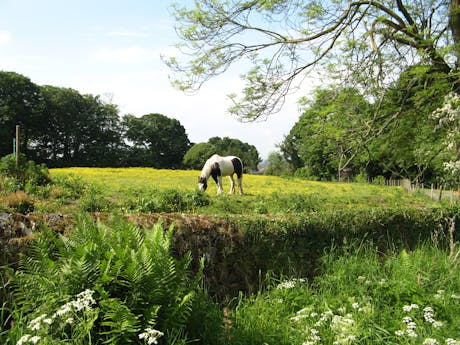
top-left (224, 243), bottom-right (460, 345)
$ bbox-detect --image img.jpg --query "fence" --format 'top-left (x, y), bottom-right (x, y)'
top-left (376, 178), bottom-right (459, 203)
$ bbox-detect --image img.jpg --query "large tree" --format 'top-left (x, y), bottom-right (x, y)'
top-left (280, 87), bottom-right (372, 180)
top-left (208, 136), bottom-right (261, 170)
top-left (166, 0), bottom-right (459, 121)
top-left (34, 86), bottom-right (124, 167)
top-left (123, 113), bottom-right (191, 168)
top-left (0, 71), bottom-right (44, 157)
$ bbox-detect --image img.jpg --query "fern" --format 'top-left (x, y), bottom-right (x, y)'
top-left (100, 298), bottom-right (140, 344)
top-left (6, 214), bottom-right (206, 344)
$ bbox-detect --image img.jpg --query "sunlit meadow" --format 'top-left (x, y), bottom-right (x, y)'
top-left (49, 167), bottom-right (438, 214)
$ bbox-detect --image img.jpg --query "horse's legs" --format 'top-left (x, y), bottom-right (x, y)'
top-left (216, 176), bottom-right (224, 194)
top-left (228, 175), bottom-right (235, 194)
top-left (237, 175), bottom-right (243, 195)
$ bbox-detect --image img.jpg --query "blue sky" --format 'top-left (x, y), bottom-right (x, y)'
top-left (0, 0), bottom-right (305, 159)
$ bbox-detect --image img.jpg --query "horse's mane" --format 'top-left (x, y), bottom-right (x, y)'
top-left (200, 155), bottom-right (218, 178)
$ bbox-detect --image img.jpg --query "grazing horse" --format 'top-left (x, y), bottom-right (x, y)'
top-left (198, 154), bottom-right (243, 194)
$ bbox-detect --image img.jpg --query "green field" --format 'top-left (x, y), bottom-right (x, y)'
top-left (46, 167), bottom-right (438, 215)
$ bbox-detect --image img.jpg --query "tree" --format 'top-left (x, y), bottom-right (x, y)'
top-left (207, 136), bottom-right (261, 171)
top-left (0, 71), bottom-right (44, 157)
top-left (33, 86), bottom-right (125, 167)
top-left (123, 113), bottom-right (191, 168)
top-left (280, 87), bottom-right (372, 180)
top-left (264, 152), bottom-right (291, 176)
top-left (183, 142), bottom-right (217, 169)
top-left (363, 66), bottom-right (450, 182)
top-left (166, 0), bottom-right (458, 121)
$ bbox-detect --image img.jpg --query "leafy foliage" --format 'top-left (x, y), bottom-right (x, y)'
top-left (167, 0), bottom-right (457, 121)
top-left (0, 153), bottom-right (50, 191)
top-left (123, 113), bottom-right (191, 168)
top-left (183, 142), bottom-right (217, 169)
top-left (4, 216), bottom-right (212, 344)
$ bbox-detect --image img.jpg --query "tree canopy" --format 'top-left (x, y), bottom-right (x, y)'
top-left (167, 0), bottom-right (459, 121)
top-left (183, 137), bottom-right (261, 171)
top-left (123, 113), bottom-right (191, 168)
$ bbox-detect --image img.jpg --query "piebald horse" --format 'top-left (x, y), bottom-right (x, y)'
top-left (198, 154), bottom-right (243, 194)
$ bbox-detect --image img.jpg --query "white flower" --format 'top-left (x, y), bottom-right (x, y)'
top-left (407, 322), bottom-right (417, 330)
top-left (403, 304), bottom-right (419, 312)
top-left (139, 328), bottom-right (164, 345)
top-left (54, 302), bottom-right (72, 317)
top-left (446, 338), bottom-right (460, 345)
top-left (433, 321), bottom-right (443, 328)
top-left (407, 329), bottom-right (418, 338)
top-left (277, 280), bottom-right (296, 289)
top-left (16, 334), bottom-right (31, 345)
top-left (28, 314), bottom-right (48, 331)
top-left (351, 302), bottom-right (359, 309)
top-left (402, 316), bottom-right (413, 324)
top-left (423, 338), bottom-right (440, 345)
top-left (395, 330), bottom-right (405, 336)
top-left (29, 336), bottom-right (41, 344)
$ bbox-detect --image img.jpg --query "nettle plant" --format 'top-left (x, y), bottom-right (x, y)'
top-left (5, 215), bottom-right (205, 344)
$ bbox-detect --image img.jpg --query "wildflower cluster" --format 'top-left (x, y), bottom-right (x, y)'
top-left (394, 302), bottom-right (457, 344)
top-left (291, 304), bottom-right (363, 345)
top-left (16, 289), bottom-right (97, 345)
top-left (276, 278), bottom-right (307, 290)
top-left (138, 327), bottom-right (164, 344)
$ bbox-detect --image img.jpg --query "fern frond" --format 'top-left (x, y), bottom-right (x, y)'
top-left (100, 297), bottom-right (140, 344)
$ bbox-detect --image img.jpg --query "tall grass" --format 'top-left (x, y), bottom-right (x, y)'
top-left (224, 244), bottom-right (460, 345)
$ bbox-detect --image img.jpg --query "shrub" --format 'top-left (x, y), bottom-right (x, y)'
top-left (124, 188), bottom-right (210, 213)
top-left (0, 154), bottom-right (50, 190)
top-left (3, 216), bottom-right (218, 344)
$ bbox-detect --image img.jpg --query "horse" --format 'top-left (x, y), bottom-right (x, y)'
top-left (198, 154), bottom-right (243, 194)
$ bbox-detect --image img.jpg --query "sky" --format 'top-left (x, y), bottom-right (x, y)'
top-left (0, 0), bottom-right (311, 160)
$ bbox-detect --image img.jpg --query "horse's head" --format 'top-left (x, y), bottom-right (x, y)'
top-left (198, 176), bottom-right (208, 191)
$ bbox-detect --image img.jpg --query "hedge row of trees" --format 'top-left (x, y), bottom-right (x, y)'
top-left (0, 71), bottom-right (260, 170)
top-left (265, 66), bottom-right (458, 185)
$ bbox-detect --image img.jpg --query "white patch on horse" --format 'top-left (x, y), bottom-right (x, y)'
top-left (198, 154), bottom-right (244, 194)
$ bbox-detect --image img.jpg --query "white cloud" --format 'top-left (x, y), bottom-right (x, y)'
top-left (0, 30), bottom-right (11, 45)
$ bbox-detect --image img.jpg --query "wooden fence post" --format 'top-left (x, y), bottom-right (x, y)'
top-left (15, 125), bottom-right (20, 167)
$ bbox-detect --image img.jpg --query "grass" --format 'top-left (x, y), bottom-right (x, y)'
top-left (223, 243), bottom-right (460, 345)
top-left (1, 168), bottom-right (459, 344)
top-left (45, 167), bottom-right (439, 215)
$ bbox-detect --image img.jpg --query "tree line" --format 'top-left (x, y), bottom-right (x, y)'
top-left (168, 0), bottom-right (460, 186)
top-left (0, 71), bottom-right (260, 170)
top-left (270, 65), bottom-right (455, 185)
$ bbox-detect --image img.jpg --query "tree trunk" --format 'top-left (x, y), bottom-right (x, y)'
top-left (450, 0), bottom-right (460, 93)
top-left (450, 0), bottom-right (460, 69)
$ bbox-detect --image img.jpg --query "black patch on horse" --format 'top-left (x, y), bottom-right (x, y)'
top-left (231, 158), bottom-right (243, 178)
top-left (210, 162), bottom-right (221, 183)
